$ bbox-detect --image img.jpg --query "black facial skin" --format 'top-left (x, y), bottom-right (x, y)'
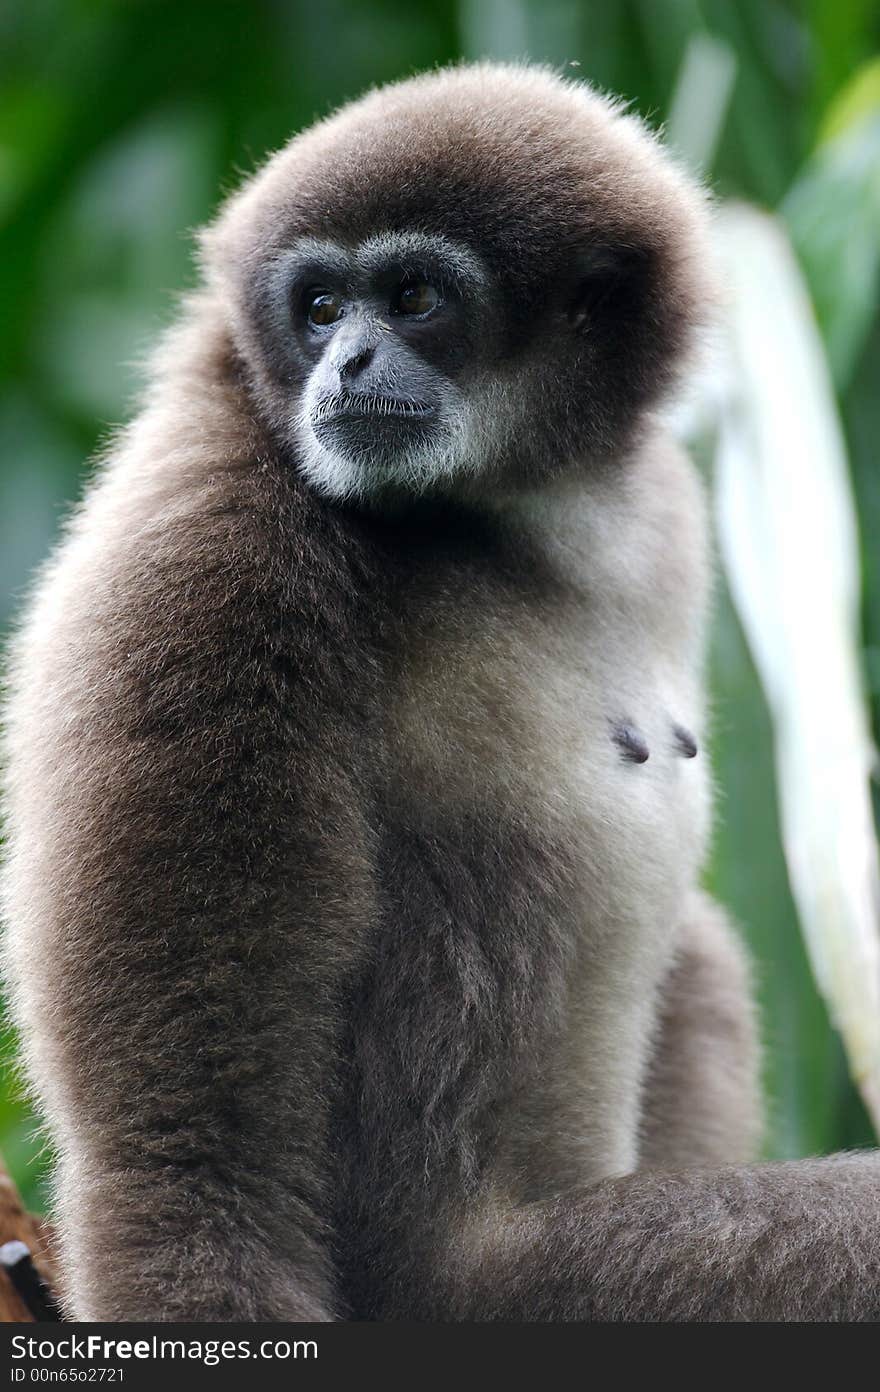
top-left (241, 228), bottom-right (660, 498)
top-left (298, 262), bottom-right (446, 462)
top-left (249, 234), bottom-right (495, 476)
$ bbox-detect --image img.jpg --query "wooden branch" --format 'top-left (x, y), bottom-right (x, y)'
top-left (0, 1156), bottom-right (61, 1321)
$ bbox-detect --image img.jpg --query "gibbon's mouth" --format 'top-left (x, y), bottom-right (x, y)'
top-left (311, 393), bottom-right (438, 431)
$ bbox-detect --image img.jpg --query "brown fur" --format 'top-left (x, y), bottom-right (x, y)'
top-left (2, 63), bottom-right (878, 1323)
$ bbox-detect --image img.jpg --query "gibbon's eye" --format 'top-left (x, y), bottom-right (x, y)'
top-left (306, 289), bottom-right (345, 326)
top-left (391, 279), bottom-right (441, 317)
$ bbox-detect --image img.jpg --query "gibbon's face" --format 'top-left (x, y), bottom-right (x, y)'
top-left (275, 230), bottom-right (494, 500)
top-left (205, 65), bottom-right (713, 503)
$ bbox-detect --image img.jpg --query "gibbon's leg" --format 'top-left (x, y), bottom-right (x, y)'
top-left (638, 894), bottom-right (762, 1170)
top-left (421, 1152), bottom-right (880, 1321)
top-left (391, 904), bottom-right (880, 1321)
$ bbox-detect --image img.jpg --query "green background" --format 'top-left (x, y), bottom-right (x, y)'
top-left (1, 0), bottom-right (879, 1212)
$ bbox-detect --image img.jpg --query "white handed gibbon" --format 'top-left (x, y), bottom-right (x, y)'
top-left (3, 64), bottom-right (878, 1321)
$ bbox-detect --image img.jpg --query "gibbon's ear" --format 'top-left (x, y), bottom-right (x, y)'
top-left (567, 242), bottom-right (657, 334)
top-left (568, 221), bottom-right (711, 416)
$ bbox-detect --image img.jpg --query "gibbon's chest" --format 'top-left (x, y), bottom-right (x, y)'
top-left (380, 491), bottom-right (710, 921)
top-left (384, 594), bottom-right (707, 915)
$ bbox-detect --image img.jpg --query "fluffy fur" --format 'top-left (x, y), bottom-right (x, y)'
top-left (2, 63), bottom-right (878, 1322)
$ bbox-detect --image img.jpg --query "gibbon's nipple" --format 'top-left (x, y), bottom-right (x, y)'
top-left (672, 724), bottom-right (699, 758)
top-left (611, 720), bottom-right (700, 763)
top-left (611, 721), bottom-right (650, 764)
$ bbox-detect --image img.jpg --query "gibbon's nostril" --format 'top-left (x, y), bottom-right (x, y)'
top-left (336, 343), bottom-right (375, 381)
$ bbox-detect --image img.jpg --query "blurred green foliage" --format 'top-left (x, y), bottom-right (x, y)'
top-left (1, 0), bottom-right (878, 1212)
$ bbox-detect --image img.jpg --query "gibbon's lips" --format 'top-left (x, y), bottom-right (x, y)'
top-left (311, 392), bottom-right (438, 430)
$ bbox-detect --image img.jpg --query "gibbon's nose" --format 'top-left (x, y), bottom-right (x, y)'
top-left (332, 335), bottom-right (376, 383)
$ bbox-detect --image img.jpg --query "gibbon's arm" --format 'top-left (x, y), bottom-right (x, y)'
top-left (638, 896), bottom-right (762, 1171)
top-left (427, 1155), bottom-right (880, 1322)
top-left (2, 329), bottom-right (361, 1321)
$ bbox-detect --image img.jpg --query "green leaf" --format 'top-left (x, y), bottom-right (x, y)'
top-left (783, 61), bottom-right (880, 388)
top-left (713, 204), bottom-right (880, 1136)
